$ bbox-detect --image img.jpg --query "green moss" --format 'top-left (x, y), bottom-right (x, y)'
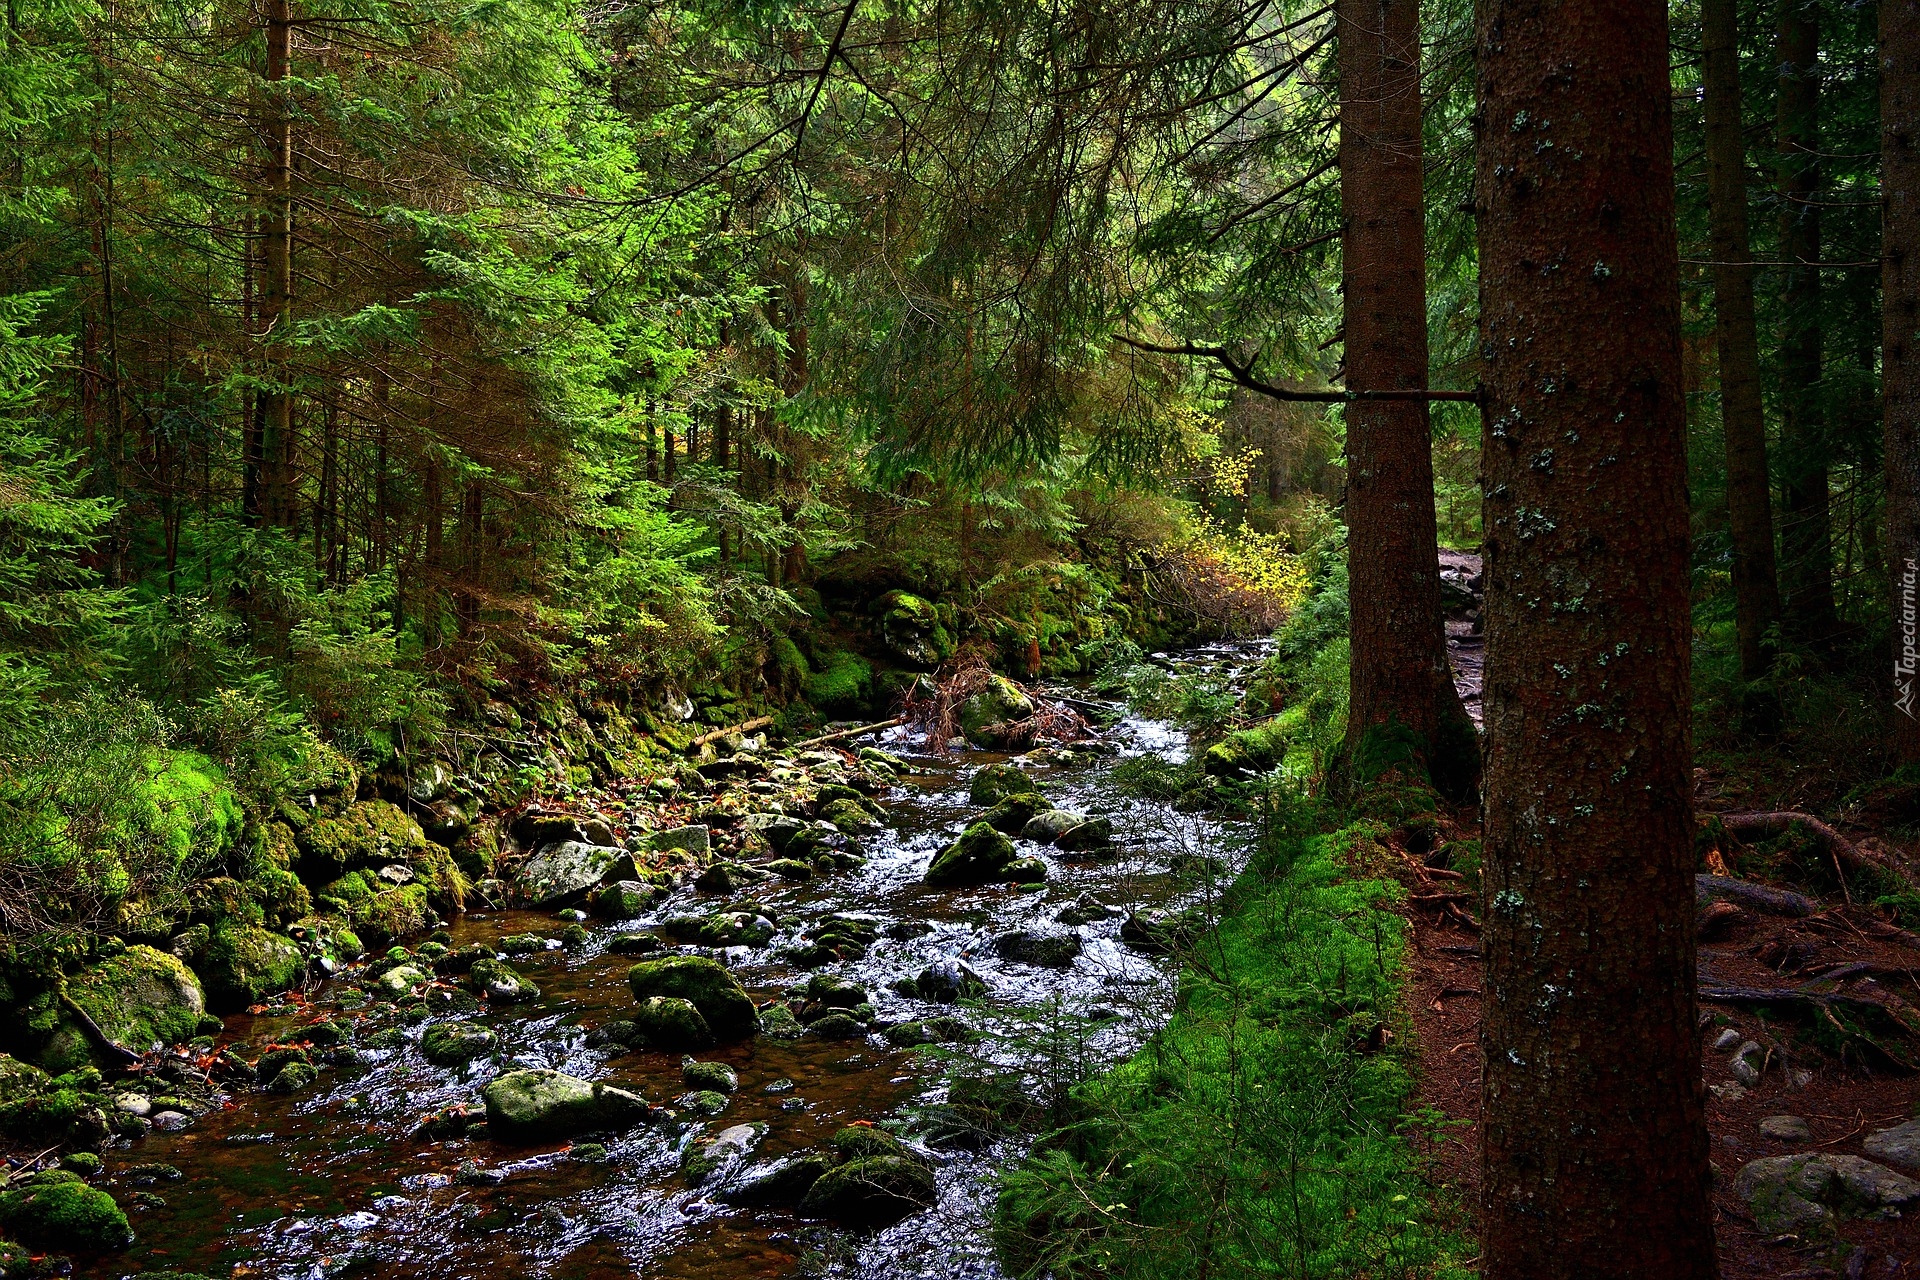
top-left (804, 651), bottom-right (874, 714)
top-left (0, 1171), bottom-right (132, 1251)
top-left (195, 926), bottom-right (303, 1012)
top-left (353, 883), bottom-right (432, 945)
top-left (53, 945), bottom-right (206, 1068)
top-left (138, 751), bottom-right (243, 872)
top-left (297, 800), bottom-right (429, 877)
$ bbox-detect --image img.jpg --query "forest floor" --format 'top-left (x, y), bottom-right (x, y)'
top-left (1404, 800), bottom-right (1920, 1280)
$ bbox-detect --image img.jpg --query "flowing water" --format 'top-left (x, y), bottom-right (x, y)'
top-left (109, 642), bottom-right (1269, 1280)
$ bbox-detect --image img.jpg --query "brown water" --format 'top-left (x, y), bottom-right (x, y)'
top-left (104, 643), bottom-right (1266, 1280)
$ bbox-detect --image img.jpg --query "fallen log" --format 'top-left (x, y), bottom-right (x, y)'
top-left (1694, 873), bottom-right (1816, 918)
top-left (1712, 810), bottom-right (1920, 903)
top-left (690, 716), bottom-right (775, 749)
top-left (790, 718), bottom-right (905, 751)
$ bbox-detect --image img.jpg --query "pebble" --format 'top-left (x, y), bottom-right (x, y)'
top-left (1713, 1028), bottom-right (1741, 1051)
top-left (1759, 1115), bottom-right (1812, 1142)
top-left (150, 1110), bottom-right (191, 1131)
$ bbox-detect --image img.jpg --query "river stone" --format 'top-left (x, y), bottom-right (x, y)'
top-left (594, 881), bottom-right (653, 920)
top-left (819, 799), bottom-right (882, 834)
top-left (374, 964), bottom-right (430, 1000)
top-left (682, 1060), bottom-right (738, 1093)
top-left (1733, 1152), bottom-right (1920, 1231)
top-left (681, 1089), bottom-right (730, 1116)
top-left (1864, 1119), bottom-right (1920, 1171)
top-left (1006, 857), bottom-right (1049, 883)
top-left (805, 1013), bottom-right (866, 1040)
top-left (195, 926), bottom-right (305, 1013)
top-left (767, 858), bottom-right (814, 881)
top-left (979, 792), bottom-right (1049, 835)
top-left (265, 1061), bottom-right (318, 1094)
top-left (718, 1151), bottom-right (838, 1206)
top-left (684, 1121), bottom-right (767, 1184)
top-left (628, 956), bottom-right (759, 1041)
top-left (1055, 817), bottom-right (1116, 853)
top-left (469, 958), bottom-right (540, 1003)
top-left (652, 825), bottom-right (711, 856)
top-left (957, 675), bottom-right (1035, 748)
top-left (609, 933), bottom-right (664, 955)
top-left (519, 841), bottom-right (626, 907)
top-left (916, 959), bottom-right (987, 1003)
top-left (695, 862), bottom-right (766, 893)
top-left (633, 997), bottom-right (714, 1050)
top-left (925, 822), bottom-right (1019, 886)
top-left (798, 1154), bottom-right (937, 1225)
top-left (481, 1069), bottom-right (652, 1141)
top-left (39, 946), bottom-right (208, 1071)
top-left (1759, 1115), bottom-right (1813, 1142)
top-left (422, 1022), bottom-right (497, 1067)
top-left (993, 928), bottom-right (1083, 969)
top-left (757, 1004), bottom-right (804, 1040)
top-left (1021, 810), bottom-right (1087, 844)
top-left (0, 1169), bottom-right (134, 1251)
top-left (884, 1016), bottom-right (972, 1047)
top-left (969, 763), bottom-right (1039, 807)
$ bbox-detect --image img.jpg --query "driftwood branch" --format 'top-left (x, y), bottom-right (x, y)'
top-left (55, 985), bottom-right (142, 1068)
top-left (690, 716), bottom-right (775, 749)
top-left (791, 718), bottom-right (904, 750)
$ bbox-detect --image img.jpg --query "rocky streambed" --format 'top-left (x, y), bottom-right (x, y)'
top-left (87, 642), bottom-right (1267, 1280)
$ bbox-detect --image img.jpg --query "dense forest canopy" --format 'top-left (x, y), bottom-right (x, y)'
top-left (0, 0), bottom-right (1917, 1274)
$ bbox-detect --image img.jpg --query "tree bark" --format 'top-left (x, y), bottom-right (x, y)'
top-left (1703, 0), bottom-right (1783, 705)
top-left (259, 0), bottom-right (294, 528)
top-left (1885, 0), bottom-right (1920, 760)
top-left (1776, 4), bottom-right (1836, 641)
top-left (1336, 0), bottom-right (1478, 798)
top-left (1474, 2), bottom-right (1716, 1275)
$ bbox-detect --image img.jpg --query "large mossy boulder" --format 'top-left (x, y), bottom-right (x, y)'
top-left (956, 676), bottom-right (1034, 748)
top-left (480, 1069), bottom-right (652, 1141)
top-left (875, 591), bottom-right (952, 669)
top-left (626, 957), bottom-right (758, 1041)
top-left (38, 947), bottom-right (206, 1071)
top-left (969, 763), bottom-right (1039, 807)
top-left (194, 926), bottom-right (303, 1013)
top-left (924, 822), bottom-right (1019, 886)
top-left (797, 1137), bottom-right (936, 1225)
top-left (1201, 721), bottom-right (1288, 779)
top-left (1733, 1153), bottom-right (1920, 1231)
top-left (297, 800), bottom-right (429, 879)
top-left (0, 1170), bottom-right (133, 1251)
top-left (421, 1022), bottom-right (498, 1067)
top-left (518, 841), bottom-right (627, 907)
top-left (631, 996), bottom-right (714, 1050)
top-left (978, 792), bottom-right (1048, 835)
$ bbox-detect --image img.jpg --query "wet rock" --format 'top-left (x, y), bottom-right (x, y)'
top-left (798, 1153), bottom-right (936, 1226)
top-left (1864, 1119), bottom-right (1920, 1171)
top-left (694, 862), bottom-right (767, 894)
top-left (1760, 1115), bottom-right (1813, 1142)
top-left (1020, 809), bottom-right (1087, 844)
top-left (632, 997), bottom-right (715, 1050)
top-left (35, 945), bottom-right (208, 1072)
top-left (1733, 1153), bottom-right (1920, 1231)
top-left (195, 926), bottom-right (304, 1013)
top-left (497, 931), bottom-right (550, 956)
top-left (433, 943), bottom-right (490, 976)
top-left (468, 958), bottom-right (541, 1004)
top-left (993, 928), bottom-right (1083, 969)
top-left (571, 1142), bottom-right (608, 1162)
top-left (925, 822), bottom-right (1020, 886)
top-left (757, 1004), bottom-right (805, 1040)
top-left (979, 792), bottom-right (1049, 835)
top-left (480, 1069), bottom-right (653, 1141)
top-left (787, 915), bottom-right (881, 966)
top-left (718, 1151), bottom-right (837, 1207)
top-left (608, 933), bottom-right (663, 955)
top-left (518, 841), bottom-right (626, 907)
top-left (766, 858), bottom-right (814, 882)
top-left (883, 1016), bottom-right (972, 1048)
top-left (0, 1169), bottom-right (133, 1251)
top-left (454, 1159), bottom-right (508, 1186)
top-left (915, 959), bottom-right (987, 1004)
top-left (683, 1121), bottom-right (766, 1185)
top-left (374, 964), bottom-right (430, 1000)
top-left (790, 973), bottom-right (869, 1022)
top-left (682, 1060), bottom-right (738, 1094)
top-left (421, 1022), bottom-right (497, 1067)
top-left (681, 1089), bottom-right (730, 1116)
top-left (265, 1062), bottom-right (319, 1094)
top-left (652, 825), bottom-right (712, 856)
top-left (662, 911), bottom-right (775, 949)
top-left (969, 763), bottom-right (1039, 807)
top-left (805, 1013), bottom-right (866, 1040)
top-left (875, 590), bottom-right (951, 668)
top-left (957, 676), bottom-right (1035, 748)
top-left (1054, 893), bottom-right (1121, 925)
top-left (628, 955), bottom-right (758, 1040)
top-left (413, 1101), bottom-right (485, 1140)
top-left (1006, 857), bottom-right (1049, 883)
top-left (819, 798), bottom-right (882, 835)
top-left (594, 881), bottom-right (653, 919)
top-left (1055, 818), bottom-right (1116, 853)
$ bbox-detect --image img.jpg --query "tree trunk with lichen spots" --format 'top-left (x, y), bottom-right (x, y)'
top-left (1474, 1), bottom-right (1716, 1275)
top-left (1337, 0), bottom-right (1478, 799)
top-left (1885, 0), bottom-right (1920, 760)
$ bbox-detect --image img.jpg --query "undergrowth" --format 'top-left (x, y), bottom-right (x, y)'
top-left (992, 799), bottom-right (1471, 1280)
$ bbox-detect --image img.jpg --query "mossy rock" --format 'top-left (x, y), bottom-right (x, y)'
top-left (956, 676), bottom-right (1035, 748)
top-left (353, 883), bottom-right (433, 946)
top-left (0, 1170), bottom-right (132, 1251)
top-left (803, 651), bottom-right (874, 715)
top-left (681, 1060), bottom-right (738, 1093)
top-left (468, 958), bottom-right (540, 1004)
top-left (0, 1056), bottom-right (49, 1107)
top-left (875, 591), bottom-right (946, 668)
top-left (969, 763), bottom-right (1040, 807)
top-left (297, 800), bottom-right (430, 878)
top-left (249, 866), bottom-right (313, 927)
top-left (627, 957), bottom-right (758, 1041)
top-left (422, 1022), bottom-right (498, 1067)
top-left (797, 1153), bottom-right (936, 1225)
top-left (1201, 721), bottom-right (1289, 779)
top-left (978, 791), bottom-right (1047, 835)
top-left (41, 946), bottom-right (206, 1071)
top-left (194, 927), bottom-right (303, 1013)
top-left (818, 798), bottom-right (881, 834)
top-left (924, 822), bottom-right (1020, 886)
top-left (632, 997), bottom-right (714, 1050)
top-left (481, 1069), bottom-right (652, 1141)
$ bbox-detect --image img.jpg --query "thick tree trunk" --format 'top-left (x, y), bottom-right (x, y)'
top-left (1886, 0), bottom-right (1920, 760)
top-left (1703, 0), bottom-right (1782, 705)
top-left (1776, 5), bottom-right (1836, 640)
top-left (1474, 2), bottom-right (1716, 1276)
top-left (259, 0), bottom-right (294, 528)
top-left (1337, 0), bottom-right (1478, 798)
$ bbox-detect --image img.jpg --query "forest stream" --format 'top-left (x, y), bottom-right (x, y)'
top-left (105, 642), bottom-right (1270, 1280)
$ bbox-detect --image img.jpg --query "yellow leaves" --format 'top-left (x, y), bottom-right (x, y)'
top-left (1179, 516), bottom-right (1309, 613)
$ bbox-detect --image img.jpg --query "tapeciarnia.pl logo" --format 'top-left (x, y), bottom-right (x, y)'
top-left (1900, 556), bottom-right (1918, 720)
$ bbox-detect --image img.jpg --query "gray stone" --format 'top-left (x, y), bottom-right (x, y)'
top-left (651, 825), bottom-right (711, 856)
top-left (1759, 1115), bottom-right (1813, 1142)
top-left (992, 928), bottom-right (1083, 969)
top-left (925, 823), bottom-right (1019, 886)
top-left (1733, 1153), bottom-right (1920, 1232)
top-left (682, 1060), bottom-right (739, 1094)
top-left (1713, 1028), bottom-right (1741, 1051)
top-left (421, 1022), bottom-right (497, 1067)
top-left (481, 1068), bottom-right (653, 1140)
top-left (1864, 1119), bottom-right (1920, 1172)
top-left (468, 958), bottom-right (540, 1003)
top-left (520, 841), bottom-right (627, 907)
top-left (1020, 810), bottom-right (1087, 844)
top-left (374, 964), bottom-right (430, 1000)
top-left (683, 1121), bottom-right (766, 1185)
top-left (916, 959), bottom-right (987, 1003)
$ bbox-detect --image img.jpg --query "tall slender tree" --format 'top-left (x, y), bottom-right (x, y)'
top-left (1704, 0), bottom-right (1783, 718)
top-left (1887, 0), bottom-right (1920, 760)
top-left (1475, 0), bottom-right (1716, 1275)
top-left (1777, 1), bottom-right (1837, 640)
top-left (1337, 0), bottom-right (1478, 798)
